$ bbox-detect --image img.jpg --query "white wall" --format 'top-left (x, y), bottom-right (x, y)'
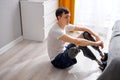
top-left (0, 0), bottom-right (22, 49)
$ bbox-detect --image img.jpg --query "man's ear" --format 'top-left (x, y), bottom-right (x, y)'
top-left (57, 16), bottom-right (61, 20)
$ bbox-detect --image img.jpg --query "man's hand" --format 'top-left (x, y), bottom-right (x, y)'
top-left (95, 41), bottom-right (104, 49)
top-left (95, 36), bottom-right (101, 41)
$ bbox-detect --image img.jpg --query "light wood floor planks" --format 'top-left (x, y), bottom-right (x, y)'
top-left (0, 39), bottom-right (102, 80)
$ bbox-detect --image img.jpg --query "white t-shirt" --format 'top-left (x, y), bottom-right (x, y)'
top-left (47, 23), bottom-right (75, 60)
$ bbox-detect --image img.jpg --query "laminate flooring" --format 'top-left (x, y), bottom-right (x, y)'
top-left (0, 39), bottom-right (107, 80)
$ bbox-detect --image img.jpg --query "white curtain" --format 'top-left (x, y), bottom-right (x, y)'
top-left (74, 0), bottom-right (120, 37)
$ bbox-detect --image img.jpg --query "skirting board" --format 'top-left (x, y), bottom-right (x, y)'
top-left (0, 36), bottom-right (23, 55)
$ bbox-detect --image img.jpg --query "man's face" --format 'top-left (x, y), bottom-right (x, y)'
top-left (58, 13), bottom-right (70, 25)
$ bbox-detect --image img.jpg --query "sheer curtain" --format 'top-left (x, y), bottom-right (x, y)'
top-left (74, 0), bottom-right (120, 38)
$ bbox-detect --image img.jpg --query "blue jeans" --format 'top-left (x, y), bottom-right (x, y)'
top-left (51, 44), bottom-right (77, 69)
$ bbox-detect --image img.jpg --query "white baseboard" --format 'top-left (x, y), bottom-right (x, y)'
top-left (0, 36), bottom-right (23, 55)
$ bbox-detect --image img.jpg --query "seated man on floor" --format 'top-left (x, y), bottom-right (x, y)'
top-left (47, 7), bottom-right (108, 71)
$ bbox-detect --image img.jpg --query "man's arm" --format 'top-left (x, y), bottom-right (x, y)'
top-left (74, 26), bottom-right (104, 48)
top-left (59, 34), bottom-right (103, 47)
top-left (74, 26), bottom-right (101, 41)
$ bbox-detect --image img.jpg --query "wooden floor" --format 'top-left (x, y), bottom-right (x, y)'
top-left (0, 39), bottom-right (103, 80)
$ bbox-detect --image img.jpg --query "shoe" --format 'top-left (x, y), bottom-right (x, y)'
top-left (99, 61), bottom-right (107, 71)
top-left (101, 53), bottom-right (108, 62)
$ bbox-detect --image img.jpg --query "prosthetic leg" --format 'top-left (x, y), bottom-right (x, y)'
top-left (82, 31), bottom-right (108, 62)
top-left (65, 33), bottom-right (107, 71)
top-left (81, 31), bottom-right (108, 71)
top-left (78, 46), bottom-right (106, 71)
top-left (66, 43), bottom-right (103, 68)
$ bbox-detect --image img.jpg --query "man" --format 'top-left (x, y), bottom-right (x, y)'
top-left (47, 7), bottom-right (107, 71)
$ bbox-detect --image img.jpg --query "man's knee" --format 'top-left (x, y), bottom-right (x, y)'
top-left (82, 31), bottom-right (95, 41)
top-left (67, 47), bottom-right (80, 59)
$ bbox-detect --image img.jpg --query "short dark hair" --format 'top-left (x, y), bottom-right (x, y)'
top-left (55, 7), bottom-right (69, 18)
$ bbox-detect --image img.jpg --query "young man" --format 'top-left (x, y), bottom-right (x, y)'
top-left (47, 7), bottom-right (107, 71)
